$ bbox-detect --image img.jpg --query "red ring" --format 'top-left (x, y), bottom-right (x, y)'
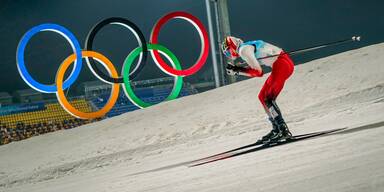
top-left (150, 11), bottom-right (210, 77)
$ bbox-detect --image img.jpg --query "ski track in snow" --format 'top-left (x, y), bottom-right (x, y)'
top-left (1, 43), bottom-right (384, 192)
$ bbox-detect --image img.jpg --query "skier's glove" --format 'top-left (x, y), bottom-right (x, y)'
top-left (226, 64), bottom-right (263, 77)
top-left (226, 64), bottom-right (241, 76)
top-left (226, 64), bottom-right (244, 71)
top-left (226, 68), bottom-right (239, 76)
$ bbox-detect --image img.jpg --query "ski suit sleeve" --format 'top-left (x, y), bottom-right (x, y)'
top-left (238, 45), bottom-right (263, 77)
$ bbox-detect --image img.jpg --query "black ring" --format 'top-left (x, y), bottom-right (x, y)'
top-left (85, 17), bottom-right (148, 83)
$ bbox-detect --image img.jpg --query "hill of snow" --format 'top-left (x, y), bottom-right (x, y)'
top-left (1, 43), bottom-right (384, 192)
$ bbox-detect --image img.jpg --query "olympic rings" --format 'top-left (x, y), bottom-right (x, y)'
top-left (150, 11), bottom-right (210, 77)
top-left (85, 17), bottom-right (148, 84)
top-left (16, 11), bottom-right (210, 119)
top-left (16, 23), bottom-right (82, 93)
top-left (56, 51), bottom-right (120, 119)
top-left (122, 44), bottom-right (183, 108)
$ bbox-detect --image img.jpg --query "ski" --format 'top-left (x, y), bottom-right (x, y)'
top-left (188, 128), bottom-right (345, 167)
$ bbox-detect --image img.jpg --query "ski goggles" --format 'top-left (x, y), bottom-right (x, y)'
top-left (223, 47), bottom-right (238, 58)
top-left (223, 49), bottom-right (231, 58)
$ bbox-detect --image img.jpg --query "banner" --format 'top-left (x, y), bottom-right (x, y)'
top-left (0, 102), bottom-right (46, 116)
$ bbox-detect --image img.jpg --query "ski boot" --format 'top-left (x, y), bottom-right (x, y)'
top-left (274, 115), bottom-right (292, 141)
top-left (260, 117), bottom-right (281, 143)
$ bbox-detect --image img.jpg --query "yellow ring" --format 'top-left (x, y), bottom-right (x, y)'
top-left (56, 51), bottom-right (119, 119)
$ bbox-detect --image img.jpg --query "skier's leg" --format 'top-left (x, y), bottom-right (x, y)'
top-left (259, 53), bottom-right (294, 112)
top-left (265, 99), bottom-right (292, 140)
top-left (258, 53), bottom-right (294, 141)
top-left (259, 80), bottom-right (289, 142)
top-left (258, 77), bottom-right (281, 141)
top-left (258, 76), bottom-right (274, 118)
top-left (267, 53), bottom-right (295, 139)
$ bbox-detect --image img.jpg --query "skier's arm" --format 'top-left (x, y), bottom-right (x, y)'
top-left (237, 45), bottom-right (263, 77)
top-left (226, 63), bottom-right (263, 77)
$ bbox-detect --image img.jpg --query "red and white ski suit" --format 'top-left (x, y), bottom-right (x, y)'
top-left (238, 40), bottom-right (294, 108)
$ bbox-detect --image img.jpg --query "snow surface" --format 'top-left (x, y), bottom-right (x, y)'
top-left (1, 43), bottom-right (384, 192)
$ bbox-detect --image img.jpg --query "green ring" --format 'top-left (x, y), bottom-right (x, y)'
top-left (122, 44), bottom-right (183, 108)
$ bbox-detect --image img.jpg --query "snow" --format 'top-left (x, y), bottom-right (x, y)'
top-left (1, 43), bottom-right (384, 192)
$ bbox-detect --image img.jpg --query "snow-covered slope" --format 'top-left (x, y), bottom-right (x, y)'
top-left (1, 43), bottom-right (384, 192)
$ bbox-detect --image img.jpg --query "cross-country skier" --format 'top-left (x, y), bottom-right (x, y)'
top-left (221, 36), bottom-right (295, 143)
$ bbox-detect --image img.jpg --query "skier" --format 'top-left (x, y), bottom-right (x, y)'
top-left (222, 36), bottom-right (294, 143)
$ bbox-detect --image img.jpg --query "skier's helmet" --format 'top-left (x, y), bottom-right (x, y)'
top-left (222, 36), bottom-right (242, 58)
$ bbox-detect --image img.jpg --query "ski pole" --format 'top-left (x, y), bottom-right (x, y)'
top-left (258, 36), bottom-right (361, 60)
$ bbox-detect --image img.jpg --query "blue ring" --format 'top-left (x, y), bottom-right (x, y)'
top-left (16, 23), bottom-right (82, 93)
